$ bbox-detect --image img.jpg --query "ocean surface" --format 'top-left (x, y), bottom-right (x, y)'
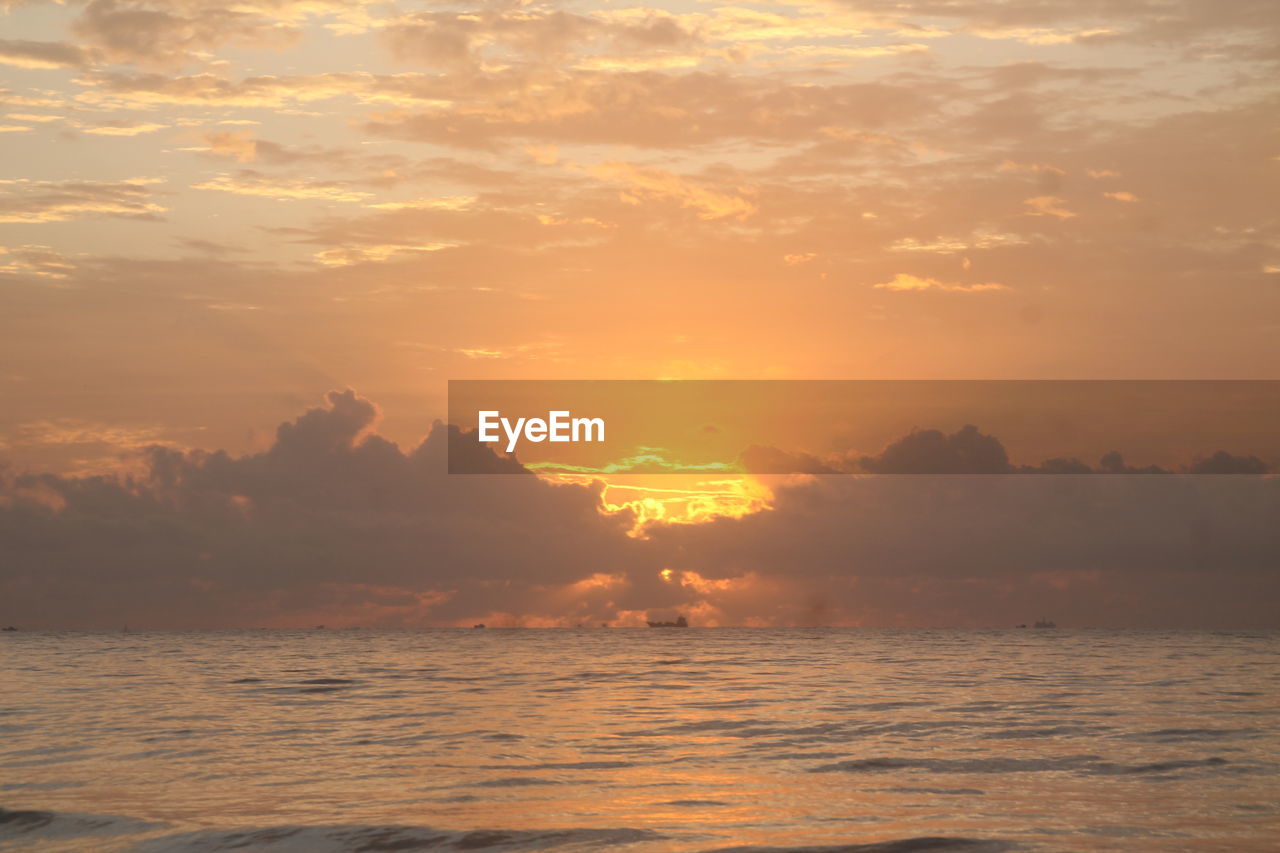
top-left (1, 629), bottom-right (1276, 852)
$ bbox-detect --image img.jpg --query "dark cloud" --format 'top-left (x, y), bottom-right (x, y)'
top-left (757, 425), bottom-right (1273, 476)
top-left (70, 0), bottom-right (301, 69)
top-left (3, 399), bottom-right (1277, 630)
top-left (648, 473), bottom-right (1280, 628)
top-left (741, 445), bottom-right (841, 476)
top-left (0, 390), bottom-right (643, 629)
top-left (1188, 451), bottom-right (1269, 475)
top-left (0, 39), bottom-right (91, 70)
top-left (0, 178), bottom-right (166, 224)
top-left (860, 424), bottom-right (1012, 474)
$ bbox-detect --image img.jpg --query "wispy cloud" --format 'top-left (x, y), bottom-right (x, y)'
top-left (874, 273), bottom-right (1009, 293)
top-left (0, 178), bottom-right (166, 223)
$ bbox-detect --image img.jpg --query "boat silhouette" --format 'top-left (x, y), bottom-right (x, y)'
top-left (647, 615), bottom-right (688, 628)
top-left (1034, 618), bottom-right (1057, 629)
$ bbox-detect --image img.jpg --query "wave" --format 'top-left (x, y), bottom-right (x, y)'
top-left (701, 839), bottom-right (1017, 853)
top-left (0, 808), bottom-right (1018, 852)
top-left (810, 754), bottom-right (1244, 778)
top-left (0, 807), bottom-right (162, 848)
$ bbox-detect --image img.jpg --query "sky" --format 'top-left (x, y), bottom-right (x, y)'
top-left (1, 0), bottom-right (1278, 628)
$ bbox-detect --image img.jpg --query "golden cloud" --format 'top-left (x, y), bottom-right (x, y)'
top-left (589, 160), bottom-right (757, 220)
top-left (873, 273), bottom-right (1009, 293)
top-left (0, 178), bottom-right (166, 223)
top-left (1023, 196), bottom-right (1077, 219)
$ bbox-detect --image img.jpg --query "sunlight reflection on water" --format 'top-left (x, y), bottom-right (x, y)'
top-left (1, 629), bottom-right (1277, 851)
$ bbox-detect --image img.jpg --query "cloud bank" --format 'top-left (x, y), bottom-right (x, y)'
top-left (3, 393), bottom-right (1276, 630)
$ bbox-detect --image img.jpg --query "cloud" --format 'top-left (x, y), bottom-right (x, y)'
top-left (379, 5), bottom-right (717, 77)
top-left (873, 273), bottom-right (1009, 293)
top-left (359, 70), bottom-right (942, 149)
top-left (202, 129), bottom-right (258, 162)
top-left (73, 70), bottom-right (436, 108)
top-left (740, 445), bottom-right (840, 475)
top-left (1188, 450), bottom-right (1269, 475)
top-left (754, 425), bottom-right (1275, 477)
top-left (81, 121), bottom-right (167, 136)
top-left (589, 161), bottom-right (757, 220)
top-left (192, 171), bottom-right (372, 203)
top-left (2, 397), bottom-right (1277, 629)
top-left (0, 178), bottom-right (166, 223)
top-left (859, 424), bottom-right (1012, 474)
top-left (6, 113), bottom-right (62, 123)
top-left (967, 26), bottom-right (1114, 45)
top-left (0, 389), bottom-right (645, 629)
top-left (0, 244), bottom-right (76, 279)
top-left (0, 39), bottom-right (90, 70)
top-left (999, 159), bottom-right (1065, 176)
top-left (1103, 190), bottom-right (1139, 202)
top-left (69, 0), bottom-right (300, 69)
top-left (313, 242), bottom-right (456, 267)
top-left (380, 8), bottom-right (604, 70)
top-left (888, 232), bottom-right (1027, 254)
top-left (769, 42), bottom-right (930, 62)
top-left (2, 0), bottom-right (1279, 628)
top-left (647, 473), bottom-right (1280, 628)
top-left (1023, 196), bottom-right (1076, 219)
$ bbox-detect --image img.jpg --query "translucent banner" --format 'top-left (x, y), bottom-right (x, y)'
top-left (447, 380), bottom-right (1280, 475)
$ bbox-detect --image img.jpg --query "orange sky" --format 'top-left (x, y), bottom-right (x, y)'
top-left (1, 1), bottom-right (1278, 628)
top-left (3, 0), bottom-right (1278, 473)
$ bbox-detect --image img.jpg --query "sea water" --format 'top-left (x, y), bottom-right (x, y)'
top-left (1, 629), bottom-right (1277, 851)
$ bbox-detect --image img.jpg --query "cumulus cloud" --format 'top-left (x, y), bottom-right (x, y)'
top-left (1188, 450), bottom-right (1269, 475)
top-left (4, 399), bottom-right (1276, 630)
top-left (648, 473), bottom-right (1280, 628)
top-left (752, 424), bottom-right (1275, 477)
top-left (0, 389), bottom-right (645, 629)
top-left (859, 424), bottom-right (1012, 474)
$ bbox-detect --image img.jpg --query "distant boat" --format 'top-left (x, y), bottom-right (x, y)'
top-left (647, 615), bottom-right (688, 628)
top-left (473, 623), bottom-right (486, 629)
top-left (2, 626), bottom-right (15, 632)
top-left (1034, 618), bottom-right (1057, 629)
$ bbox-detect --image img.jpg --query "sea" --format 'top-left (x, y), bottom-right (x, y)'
top-left (1, 629), bottom-right (1276, 852)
